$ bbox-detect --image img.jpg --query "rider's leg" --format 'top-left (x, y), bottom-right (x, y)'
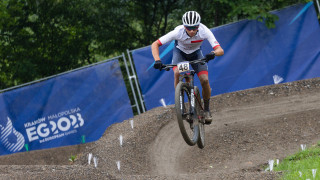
top-left (174, 68), bottom-right (180, 88)
top-left (188, 49), bottom-right (213, 124)
top-left (172, 44), bottom-right (187, 88)
top-left (174, 67), bottom-right (190, 87)
top-left (198, 72), bottom-right (213, 124)
top-left (198, 73), bottom-right (211, 103)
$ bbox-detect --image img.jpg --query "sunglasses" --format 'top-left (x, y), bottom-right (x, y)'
top-left (185, 25), bottom-right (199, 31)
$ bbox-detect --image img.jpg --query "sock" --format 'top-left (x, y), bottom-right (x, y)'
top-left (204, 99), bottom-right (210, 111)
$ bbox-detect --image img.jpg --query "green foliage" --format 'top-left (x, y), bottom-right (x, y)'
top-left (273, 143), bottom-right (320, 180)
top-left (1, 0), bottom-right (97, 88)
top-left (0, 0), bottom-right (137, 89)
top-left (0, 0), bottom-right (312, 89)
top-left (213, 0), bottom-right (311, 28)
top-left (286, 148), bottom-right (320, 161)
top-left (69, 154), bottom-right (77, 162)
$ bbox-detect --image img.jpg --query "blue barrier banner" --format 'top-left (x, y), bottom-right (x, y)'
top-left (0, 60), bottom-right (133, 156)
top-left (132, 3), bottom-right (320, 110)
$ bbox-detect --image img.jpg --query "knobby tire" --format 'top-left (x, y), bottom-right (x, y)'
top-left (194, 86), bottom-right (205, 149)
top-left (175, 82), bottom-right (199, 146)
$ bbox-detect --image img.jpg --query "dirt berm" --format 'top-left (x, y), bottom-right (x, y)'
top-left (0, 77), bottom-right (320, 180)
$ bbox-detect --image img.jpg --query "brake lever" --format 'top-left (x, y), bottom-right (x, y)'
top-left (159, 64), bottom-right (168, 71)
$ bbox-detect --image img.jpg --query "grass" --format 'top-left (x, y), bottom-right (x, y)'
top-left (272, 142), bottom-right (320, 180)
top-left (69, 154), bottom-right (77, 163)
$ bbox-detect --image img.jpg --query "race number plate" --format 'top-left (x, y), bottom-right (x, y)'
top-left (177, 61), bottom-right (190, 73)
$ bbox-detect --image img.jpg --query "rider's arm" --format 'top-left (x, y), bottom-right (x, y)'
top-left (213, 46), bottom-right (224, 56)
top-left (151, 40), bottom-right (161, 61)
top-left (151, 27), bottom-right (179, 61)
top-left (201, 24), bottom-right (224, 57)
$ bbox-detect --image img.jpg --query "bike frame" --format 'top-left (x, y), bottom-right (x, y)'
top-left (179, 70), bottom-right (197, 118)
top-left (161, 58), bottom-right (206, 117)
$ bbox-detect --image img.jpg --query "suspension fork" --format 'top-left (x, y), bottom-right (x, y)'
top-left (179, 71), bottom-right (197, 116)
top-left (184, 72), bottom-right (196, 116)
top-left (189, 72), bottom-right (196, 116)
top-left (190, 86), bottom-right (195, 115)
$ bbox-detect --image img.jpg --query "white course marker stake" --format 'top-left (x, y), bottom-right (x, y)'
top-left (299, 171), bottom-right (302, 177)
top-left (268, 160), bottom-right (274, 171)
top-left (119, 135), bottom-right (123, 146)
top-left (88, 153), bottom-right (92, 165)
top-left (117, 161), bottom-right (121, 171)
top-left (93, 157), bottom-right (98, 168)
top-left (130, 120), bottom-right (134, 129)
top-left (301, 144), bottom-right (306, 151)
top-left (160, 98), bottom-right (167, 108)
top-left (312, 169), bottom-right (317, 179)
top-left (276, 159), bottom-right (279, 165)
top-left (273, 75), bottom-right (284, 84)
top-left (265, 167), bottom-right (270, 172)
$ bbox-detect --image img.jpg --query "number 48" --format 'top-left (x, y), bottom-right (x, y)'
top-left (178, 62), bottom-right (189, 72)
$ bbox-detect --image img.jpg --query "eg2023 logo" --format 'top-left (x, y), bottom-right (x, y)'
top-left (0, 107), bottom-right (84, 153)
top-left (25, 107), bottom-right (84, 143)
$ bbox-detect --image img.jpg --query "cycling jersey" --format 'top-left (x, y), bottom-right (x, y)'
top-left (157, 23), bottom-right (220, 54)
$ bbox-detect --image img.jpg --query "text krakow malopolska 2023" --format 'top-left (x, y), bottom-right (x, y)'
top-left (24, 107), bottom-right (84, 143)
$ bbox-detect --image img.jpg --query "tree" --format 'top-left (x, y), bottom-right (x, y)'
top-left (0, 0), bottom-right (311, 89)
top-left (0, 0), bottom-right (126, 88)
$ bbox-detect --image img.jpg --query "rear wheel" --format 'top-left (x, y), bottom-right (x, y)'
top-left (194, 86), bottom-right (205, 149)
top-left (198, 122), bottom-right (205, 149)
top-left (175, 82), bottom-right (199, 146)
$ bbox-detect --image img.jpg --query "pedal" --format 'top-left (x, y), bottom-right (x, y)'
top-left (204, 118), bottom-right (212, 125)
top-left (204, 120), bottom-right (212, 125)
top-left (204, 111), bottom-right (213, 125)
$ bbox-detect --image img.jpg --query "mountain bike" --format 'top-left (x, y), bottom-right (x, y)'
top-left (161, 58), bottom-right (208, 149)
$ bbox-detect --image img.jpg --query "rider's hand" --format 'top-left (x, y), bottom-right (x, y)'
top-left (205, 52), bottom-right (215, 62)
top-left (154, 60), bottom-right (162, 69)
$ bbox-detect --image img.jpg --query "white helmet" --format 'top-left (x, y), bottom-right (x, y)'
top-left (182, 11), bottom-right (201, 26)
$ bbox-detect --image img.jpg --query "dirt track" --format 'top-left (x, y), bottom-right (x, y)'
top-left (0, 78), bottom-right (320, 180)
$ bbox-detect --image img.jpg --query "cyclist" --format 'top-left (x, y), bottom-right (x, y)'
top-left (151, 11), bottom-right (224, 124)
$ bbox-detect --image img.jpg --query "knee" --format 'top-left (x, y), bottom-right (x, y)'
top-left (199, 76), bottom-right (209, 86)
top-left (201, 79), bottom-right (209, 86)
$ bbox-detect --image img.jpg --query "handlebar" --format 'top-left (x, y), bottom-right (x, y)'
top-left (160, 57), bottom-right (208, 71)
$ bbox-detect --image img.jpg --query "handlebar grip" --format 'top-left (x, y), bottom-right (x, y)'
top-left (159, 64), bottom-right (166, 71)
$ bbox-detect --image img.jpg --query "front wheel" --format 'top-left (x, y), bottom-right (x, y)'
top-left (175, 82), bottom-right (199, 146)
